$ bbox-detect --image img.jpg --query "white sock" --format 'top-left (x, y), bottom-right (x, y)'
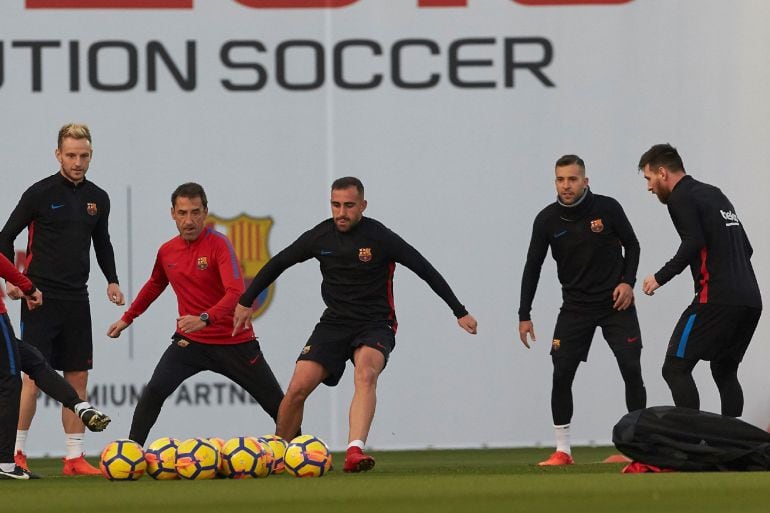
top-left (73, 401), bottom-right (92, 415)
top-left (0, 463), bottom-right (15, 472)
top-left (65, 434), bottom-right (85, 460)
top-left (347, 440), bottom-right (365, 450)
top-left (15, 430), bottom-right (28, 453)
top-left (554, 424), bottom-right (571, 455)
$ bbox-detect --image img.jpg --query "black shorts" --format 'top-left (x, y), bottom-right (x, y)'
top-left (20, 298), bottom-right (93, 371)
top-left (550, 305), bottom-right (642, 362)
top-left (667, 303), bottom-right (761, 362)
top-left (299, 321), bottom-right (396, 387)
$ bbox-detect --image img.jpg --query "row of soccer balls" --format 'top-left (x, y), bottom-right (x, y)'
top-left (100, 434), bottom-right (333, 480)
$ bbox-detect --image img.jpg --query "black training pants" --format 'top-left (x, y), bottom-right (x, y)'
top-left (129, 337), bottom-right (284, 445)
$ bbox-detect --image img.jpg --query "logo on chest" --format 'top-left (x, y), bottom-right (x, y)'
top-left (590, 218), bottom-right (604, 233)
top-left (358, 248), bottom-right (372, 263)
top-left (197, 256), bottom-right (208, 270)
top-left (86, 203), bottom-right (97, 216)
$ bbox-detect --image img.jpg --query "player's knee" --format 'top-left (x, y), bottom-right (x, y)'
top-left (662, 358), bottom-right (688, 386)
top-left (710, 359), bottom-right (738, 383)
top-left (552, 358), bottom-right (578, 389)
top-left (139, 382), bottom-right (169, 411)
top-left (284, 383), bottom-right (313, 403)
top-left (64, 370), bottom-right (89, 393)
top-left (353, 364), bottom-right (379, 388)
top-left (617, 358), bottom-right (643, 384)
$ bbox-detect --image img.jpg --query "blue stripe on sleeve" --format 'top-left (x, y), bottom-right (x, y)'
top-left (676, 313), bottom-right (697, 358)
top-left (210, 229), bottom-right (240, 279)
top-left (0, 315), bottom-right (18, 375)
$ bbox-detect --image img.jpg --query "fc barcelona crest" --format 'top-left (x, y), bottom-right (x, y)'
top-left (590, 218), bottom-right (604, 233)
top-left (196, 256), bottom-right (208, 270)
top-left (86, 202), bottom-right (97, 216)
top-left (207, 213), bottom-right (275, 319)
top-left (358, 248), bottom-right (372, 262)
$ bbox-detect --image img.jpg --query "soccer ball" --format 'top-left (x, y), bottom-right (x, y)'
top-left (100, 439), bottom-right (147, 481)
top-left (220, 437), bottom-right (271, 479)
top-left (258, 435), bottom-right (288, 474)
top-left (252, 437), bottom-right (275, 477)
top-left (206, 437), bottom-right (228, 476)
top-left (176, 438), bottom-right (219, 480)
top-left (207, 437), bottom-right (225, 452)
top-left (145, 437), bottom-right (179, 480)
top-left (284, 434), bottom-right (332, 478)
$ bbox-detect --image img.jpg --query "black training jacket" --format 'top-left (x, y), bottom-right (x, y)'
top-left (239, 217), bottom-right (467, 324)
top-left (518, 189), bottom-right (640, 321)
top-left (655, 175), bottom-right (761, 308)
top-left (0, 173), bottom-right (118, 300)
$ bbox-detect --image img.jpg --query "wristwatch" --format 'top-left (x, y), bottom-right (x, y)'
top-left (199, 312), bottom-right (210, 325)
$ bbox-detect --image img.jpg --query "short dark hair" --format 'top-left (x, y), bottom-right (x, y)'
top-left (555, 154), bottom-right (585, 169)
top-left (638, 143), bottom-right (685, 173)
top-left (331, 176), bottom-right (364, 197)
top-left (171, 182), bottom-right (208, 209)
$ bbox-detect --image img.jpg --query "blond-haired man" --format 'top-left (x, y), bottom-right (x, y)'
top-left (0, 123), bottom-right (124, 475)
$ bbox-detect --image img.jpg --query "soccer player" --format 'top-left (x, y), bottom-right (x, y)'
top-left (638, 143), bottom-right (761, 416)
top-left (107, 183), bottom-right (285, 445)
top-left (0, 123), bottom-right (124, 475)
top-left (232, 176), bottom-right (478, 473)
top-left (518, 155), bottom-right (646, 466)
top-left (1, 253), bottom-right (110, 480)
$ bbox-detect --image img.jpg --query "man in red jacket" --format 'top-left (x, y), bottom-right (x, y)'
top-left (107, 183), bottom-right (285, 445)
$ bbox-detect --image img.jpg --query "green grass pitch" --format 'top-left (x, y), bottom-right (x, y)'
top-left (4, 447), bottom-right (770, 513)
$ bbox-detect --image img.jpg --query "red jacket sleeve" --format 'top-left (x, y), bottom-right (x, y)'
top-left (0, 253), bottom-right (35, 295)
top-left (121, 251), bottom-right (169, 325)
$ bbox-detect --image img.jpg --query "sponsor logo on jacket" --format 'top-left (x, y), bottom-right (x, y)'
top-left (720, 209), bottom-right (740, 226)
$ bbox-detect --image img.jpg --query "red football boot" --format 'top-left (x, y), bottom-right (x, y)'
top-left (14, 450), bottom-right (29, 472)
top-left (538, 450), bottom-right (574, 466)
top-left (343, 446), bottom-right (375, 473)
top-left (62, 454), bottom-right (102, 476)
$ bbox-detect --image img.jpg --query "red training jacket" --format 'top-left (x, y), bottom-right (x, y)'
top-left (122, 228), bottom-right (255, 344)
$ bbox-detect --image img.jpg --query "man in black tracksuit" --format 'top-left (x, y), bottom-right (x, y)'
top-left (519, 155), bottom-right (646, 466)
top-left (0, 123), bottom-right (124, 475)
top-left (232, 176), bottom-right (478, 473)
top-left (639, 143), bottom-right (761, 417)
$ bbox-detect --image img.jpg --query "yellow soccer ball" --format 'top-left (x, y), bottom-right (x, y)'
top-left (284, 435), bottom-right (332, 478)
top-left (207, 437), bottom-right (228, 477)
top-left (100, 439), bottom-right (147, 481)
top-left (220, 437), bottom-right (271, 479)
top-left (176, 438), bottom-right (219, 480)
top-left (145, 437), bottom-right (180, 480)
top-left (258, 435), bottom-right (288, 474)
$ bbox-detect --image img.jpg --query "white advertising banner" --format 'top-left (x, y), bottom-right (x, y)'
top-left (1, 0), bottom-right (768, 455)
